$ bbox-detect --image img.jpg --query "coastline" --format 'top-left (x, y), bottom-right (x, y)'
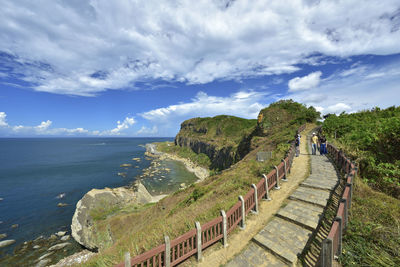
top-left (145, 143), bottom-right (209, 182)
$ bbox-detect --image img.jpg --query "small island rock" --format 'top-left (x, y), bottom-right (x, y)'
top-left (0, 233), bottom-right (7, 240)
top-left (0, 239), bottom-right (16, 248)
top-left (48, 242), bottom-right (70, 251)
top-left (38, 252), bottom-right (54, 261)
top-left (36, 258), bottom-right (51, 267)
top-left (61, 235), bottom-right (70, 241)
top-left (56, 231), bottom-right (66, 237)
top-left (11, 224), bottom-right (18, 229)
top-left (57, 203), bottom-right (68, 207)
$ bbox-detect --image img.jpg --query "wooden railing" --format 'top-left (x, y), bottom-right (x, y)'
top-left (320, 143), bottom-right (357, 267)
top-left (116, 124), bottom-right (306, 267)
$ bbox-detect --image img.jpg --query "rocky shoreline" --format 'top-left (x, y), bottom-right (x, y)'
top-left (145, 143), bottom-right (209, 181)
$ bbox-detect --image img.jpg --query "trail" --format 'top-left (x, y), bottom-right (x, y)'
top-left (181, 124), bottom-right (314, 267)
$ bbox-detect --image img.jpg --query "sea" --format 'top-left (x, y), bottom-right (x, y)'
top-left (0, 138), bottom-right (197, 257)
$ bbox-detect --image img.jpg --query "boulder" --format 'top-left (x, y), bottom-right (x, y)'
top-left (56, 231), bottom-right (66, 237)
top-left (11, 224), bottom-right (18, 229)
top-left (36, 258), bottom-right (51, 267)
top-left (48, 242), bottom-right (70, 251)
top-left (0, 233), bottom-right (6, 240)
top-left (38, 252), bottom-right (54, 261)
top-left (61, 235), bottom-right (70, 241)
top-left (0, 239), bottom-right (16, 248)
top-left (33, 245), bottom-right (41, 249)
top-left (71, 182), bottom-right (153, 250)
top-left (57, 203), bottom-right (68, 207)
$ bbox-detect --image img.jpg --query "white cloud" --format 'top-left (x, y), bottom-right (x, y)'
top-left (35, 120), bottom-right (52, 131)
top-left (288, 71), bottom-right (322, 91)
top-left (109, 117), bottom-right (136, 135)
top-left (0, 112), bottom-right (8, 127)
top-left (0, 0), bottom-right (399, 95)
top-left (323, 103), bottom-right (352, 114)
top-left (140, 90), bottom-right (268, 136)
top-left (0, 112), bottom-right (135, 136)
top-left (285, 60), bottom-right (400, 115)
top-left (136, 126), bottom-right (158, 135)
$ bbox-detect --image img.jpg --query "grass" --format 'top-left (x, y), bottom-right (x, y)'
top-left (78, 128), bottom-right (296, 266)
top-left (339, 176), bottom-right (400, 266)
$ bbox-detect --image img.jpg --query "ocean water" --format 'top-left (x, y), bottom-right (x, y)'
top-left (0, 138), bottom-right (197, 256)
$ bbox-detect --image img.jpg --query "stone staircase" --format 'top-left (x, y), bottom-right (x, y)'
top-left (226, 147), bottom-right (339, 266)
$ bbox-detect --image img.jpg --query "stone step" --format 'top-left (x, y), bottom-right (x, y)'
top-left (225, 243), bottom-right (287, 267)
top-left (301, 176), bottom-right (338, 191)
top-left (276, 200), bottom-right (324, 231)
top-left (289, 186), bottom-right (331, 207)
top-left (253, 217), bottom-right (312, 265)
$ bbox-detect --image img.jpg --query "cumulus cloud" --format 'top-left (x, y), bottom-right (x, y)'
top-left (140, 90), bottom-right (267, 136)
top-left (136, 126), bottom-right (158, 135)
top-left (0, 0), bottom-right (399, 95)
top-left (288, 71), bottom-right (322, 91)
top-left (0, 112), bottom-right (135, 136)
top-left (0, 112), bottom-right (8, 126)
top-left (109, 117), bottom-right (136, 135)
top-left (285, 60), bottom-right (400, 115)
top-left (141, 90), bottom-right (266, 122)
top-left (323, 103), bottom-right (352, 114)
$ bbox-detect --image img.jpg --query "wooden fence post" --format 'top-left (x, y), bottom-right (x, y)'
top-left (220, 210), bottom-right (228, 248)
top-left (124, 252), bottom-right (130, 267)
top-left (164, 236), bottom-right (170, 267)
top-left (251, 184), bottom-right (258, 214)
top-left (262, 174), bottom-right (271, 201)
top-left (282, 159), bottom-right (288, 181)
top-left (335, 217), bottom-right (343, 256)
top-left (238, 195), bottom-right (246, 229)
top-left (274, 166), bottom-right (280, 189)
top-left (195, 222), bottom-right (202, 261)
top-left (322, 237), bottom-right (333, 267)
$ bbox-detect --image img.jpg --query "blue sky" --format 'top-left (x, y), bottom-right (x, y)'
top-left (0, 0), bottom-right (399, 137)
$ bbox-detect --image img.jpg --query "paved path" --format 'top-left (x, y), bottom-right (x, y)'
top-left (226, 139), bottom-right (339, 267)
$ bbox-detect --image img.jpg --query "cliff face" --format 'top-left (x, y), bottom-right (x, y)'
top-left (175, 115), bottom-right (256, 170)
top-left (71, 182), bottom-right (154, 250)
top-left (174, 101), bottom-right (320, 171)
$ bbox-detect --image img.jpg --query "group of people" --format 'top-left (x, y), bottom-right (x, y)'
top-left (294, 131), bottom-right (327, 157)
top-left (311, 132), bottom-right (327, 155)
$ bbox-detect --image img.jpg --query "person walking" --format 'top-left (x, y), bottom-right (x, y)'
top-left (295, 133), bottom-right (300, 157)
top-left (320, 135), bottom-right (327, 155)
top-left (311, 132), bottom-right (318, 155)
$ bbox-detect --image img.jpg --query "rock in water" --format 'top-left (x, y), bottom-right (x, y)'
top-left (57, 203), bottom-right (68, 207)
top-left (11, 224), bottom-right (18, 229)
top-left (0, 239), bottom-right (16, 248)
top-left (0, 233), bottom-right (7, 240)
top-left (61, 235), bottom-right (70, 241)
top-left (38, 252), bottom-right (54, 261)
top-left (48, 242), bottom-right (70, 251)
top-left (36, 258), bottom-right (51, 267)
top-left (56, 231), bottom-right (66, 237)
top-left (71, 182), bottom-right (153, 250)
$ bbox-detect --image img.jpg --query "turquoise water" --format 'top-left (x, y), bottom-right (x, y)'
top-left (0, 138), bottom-right (197, 256)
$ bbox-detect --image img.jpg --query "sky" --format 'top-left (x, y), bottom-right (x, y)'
top-left (0, 0), bottom-right (399, 137)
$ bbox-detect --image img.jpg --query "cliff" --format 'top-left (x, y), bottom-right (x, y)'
top-left (175, 115), bottom-right (257, 170)
top-left (174, 101), bottom-right (320, 170)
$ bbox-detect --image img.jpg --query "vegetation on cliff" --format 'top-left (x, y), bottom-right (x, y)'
top-left (322, 106), bottom-right (400, 197)
top-left (78, 100), bottom-right (319, 266)
top-left (320, 106), bottom-right (400, 266)
top-left (174, 100), bottom-right (320, 170)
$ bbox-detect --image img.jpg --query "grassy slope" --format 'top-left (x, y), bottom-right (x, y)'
top-left (79, 101), bottom-right (319, 266)
top-left (177, 115), bottom-right (257, 149)
top-left (340, 177), bottom-right (400, 266)
top-left (321, 107), bottom-right (400, 266)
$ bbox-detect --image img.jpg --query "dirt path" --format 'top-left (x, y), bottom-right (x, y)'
top-left (182, 124), bottom-right (314, 267)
